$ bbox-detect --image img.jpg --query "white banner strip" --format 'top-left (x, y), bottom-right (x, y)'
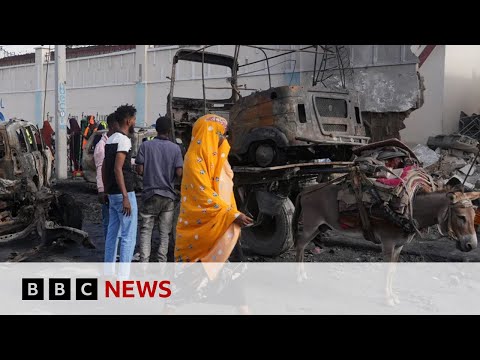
top-left (1, 262), bottom-right (479, 315)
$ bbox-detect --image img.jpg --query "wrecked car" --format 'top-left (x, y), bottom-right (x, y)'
top-left (0, 118), bottom-right (92, 250)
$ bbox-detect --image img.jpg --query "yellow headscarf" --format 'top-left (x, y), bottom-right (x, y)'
top-left (175, 114), bottom-right (240, 264)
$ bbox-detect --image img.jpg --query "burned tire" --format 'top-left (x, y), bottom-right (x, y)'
top-left (240, 198), bottom-right (295, 257)
top-left (56, 193), bottom-right (83, 229)
top-left (247, 141), bottom-right (287, 167)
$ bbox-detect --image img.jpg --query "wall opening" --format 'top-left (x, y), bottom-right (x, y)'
top-left (298, 104), bottom-right (307, 123)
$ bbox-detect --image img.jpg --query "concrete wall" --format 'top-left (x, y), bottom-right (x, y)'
top-left (4, 44), bottom-right (476, 147)
top-left (349, 45), bottom-right (420, 113)
top-left (0, 49), bottom-right (138, 125)
top-left (0, 45), bottom-right (304, 127)
top-left (401, 45), bottom-right (480, 145)
top-left (0, 45), bottom-right (422, 138)
top-left (442, 45), bottom-right (480, 135)
top-left (401, 45), bottom-right (446, 145)
top-left (0, 63), bottom-right (37, 122)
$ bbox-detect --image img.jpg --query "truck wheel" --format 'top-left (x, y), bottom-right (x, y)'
top-left (240, 198), bottom-right (295, 256)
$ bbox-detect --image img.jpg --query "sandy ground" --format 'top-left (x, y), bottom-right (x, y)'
top-left (1, 178), bottom-right (479, 263)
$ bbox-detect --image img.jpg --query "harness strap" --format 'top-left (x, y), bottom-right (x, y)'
top-left (350, 168), bottom-right (378, 243)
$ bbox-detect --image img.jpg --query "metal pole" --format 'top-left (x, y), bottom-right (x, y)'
top-left (202, 48), bottom-right (206, 115)
top-left (55, 45), bottom-right (68, 180)
top-left (462, 151), bottom-right (479, 187)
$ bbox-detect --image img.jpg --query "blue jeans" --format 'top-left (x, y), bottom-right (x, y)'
top-left (104, 192), bottom-right (138, 278)
top-left (101, 203), bottom-right (110, 241)
top-left (102, 202), bottom-right (122, 249)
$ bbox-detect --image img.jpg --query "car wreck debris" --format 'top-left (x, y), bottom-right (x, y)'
top-left (0, 118), bottom-right (94, 259)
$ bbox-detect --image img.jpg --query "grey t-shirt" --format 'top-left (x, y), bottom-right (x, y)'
top-left (135, 137), bottom-right (183, 202)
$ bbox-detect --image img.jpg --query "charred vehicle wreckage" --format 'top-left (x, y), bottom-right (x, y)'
top-left (0, 118), bottom-right (93, 257)
top-left (166, 45), bottom-right (372, 256)
top-left (167, 45), bottom-right (425, 256)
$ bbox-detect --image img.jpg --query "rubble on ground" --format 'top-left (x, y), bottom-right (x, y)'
top-left (412, 144), bottom-right (440, 168)
top-left (415, 134), bottom-right (480, 189)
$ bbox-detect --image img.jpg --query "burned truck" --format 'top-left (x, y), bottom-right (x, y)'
top-left (167, 46), bottom-right (369, 256)
top-left (0, 118), bottom-right (91, 251)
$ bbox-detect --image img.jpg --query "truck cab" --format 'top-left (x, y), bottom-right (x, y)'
top-left (167, 48), bottom-right (369, 168)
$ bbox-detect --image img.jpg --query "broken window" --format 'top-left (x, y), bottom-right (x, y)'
top-left (16, 129), bottom-right (28, 153)
top-left (314, 97), bottom-right (347, 118)
top-left (29, 126), bottom-right (43, 151)
top-left (355, 106), bottom-right (362, 124)
top-left (23, 127), bottom-right (36, 152)
top-left (174, 61), bottom-right (233, 101)
top-left (298, 104), bottom-right (307, 123)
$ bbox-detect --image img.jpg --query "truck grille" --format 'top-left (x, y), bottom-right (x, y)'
top-left (315, 97), bottom-right (347, 118)
top-left (323, 124), bottom-right (347, 132)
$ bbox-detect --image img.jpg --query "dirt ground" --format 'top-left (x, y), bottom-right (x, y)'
top-left (1, 178), bottom-right (480, 263)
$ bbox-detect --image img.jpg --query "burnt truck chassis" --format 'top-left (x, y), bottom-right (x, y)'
top-left (167, 46), bottom-right (369, 256)
top-left (232, 162), bottom-right (352, 256)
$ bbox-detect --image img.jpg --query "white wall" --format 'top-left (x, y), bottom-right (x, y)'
top-left (0, 45), bottom-right (421, 132)
top-left (0, 49), bottom-right (138, 123)
top-left (0, 63), bottom-right (36, 121)
top-left (401, 45), bottom-right (480, 145)
top-left (442, 45), bottom-right (480, 135)
top-left (401, 45), bottom-right (446, 145)
top-left (0, 92), bottom-right (35, 121)
top-left (0, 45), bottom-right (306, 126)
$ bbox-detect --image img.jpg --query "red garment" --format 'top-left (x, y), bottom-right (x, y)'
top-left (376, 165), bottom-right (414, 187)
top-left (40, 120), bottom-right (54, 149)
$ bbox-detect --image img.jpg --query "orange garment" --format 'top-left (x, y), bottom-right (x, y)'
top-left (82, 116), bottom-right (97, 149)
top-left (175, 114), bottom-right (241, 278)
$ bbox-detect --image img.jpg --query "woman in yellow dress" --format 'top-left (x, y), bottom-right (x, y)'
top-left (173, 114), bottom-right (253, 313)
top-left (175, 113), bottom-right (252, 263)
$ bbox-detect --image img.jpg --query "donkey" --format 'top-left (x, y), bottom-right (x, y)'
top-left (293, 183), bottom-right (480, 305)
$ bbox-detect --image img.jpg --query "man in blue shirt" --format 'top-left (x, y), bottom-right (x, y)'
top-left (135, 116), bottom-right (183, 262)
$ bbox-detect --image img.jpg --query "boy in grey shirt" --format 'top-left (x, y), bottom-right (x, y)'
top-left (135, 116), bottom-right (183, 262)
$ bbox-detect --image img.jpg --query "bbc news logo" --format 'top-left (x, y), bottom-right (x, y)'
top-left (22, 278), bottom-right (98, 300)
top-left (22, 278), bottom-right (171, 300)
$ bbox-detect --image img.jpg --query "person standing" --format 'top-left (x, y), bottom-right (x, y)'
top-left (40, 119), bottom-right (54, 151)
top-left (68, 118), bottom-right (82, 173)
top-left (83, 115), bottom-right (97, 149)
top-left (136, 116), bottom-right (183, 262)
top-left (102, 104), bottom-right (138, 276)
top-left (175, 114), bottom-right (253, 265)
top-left (93, 113), bottom-right (119, 241)
top-left (173, 114), bottom-right (253, 314)
top-left (97, 118), bottom-right (108, 131)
